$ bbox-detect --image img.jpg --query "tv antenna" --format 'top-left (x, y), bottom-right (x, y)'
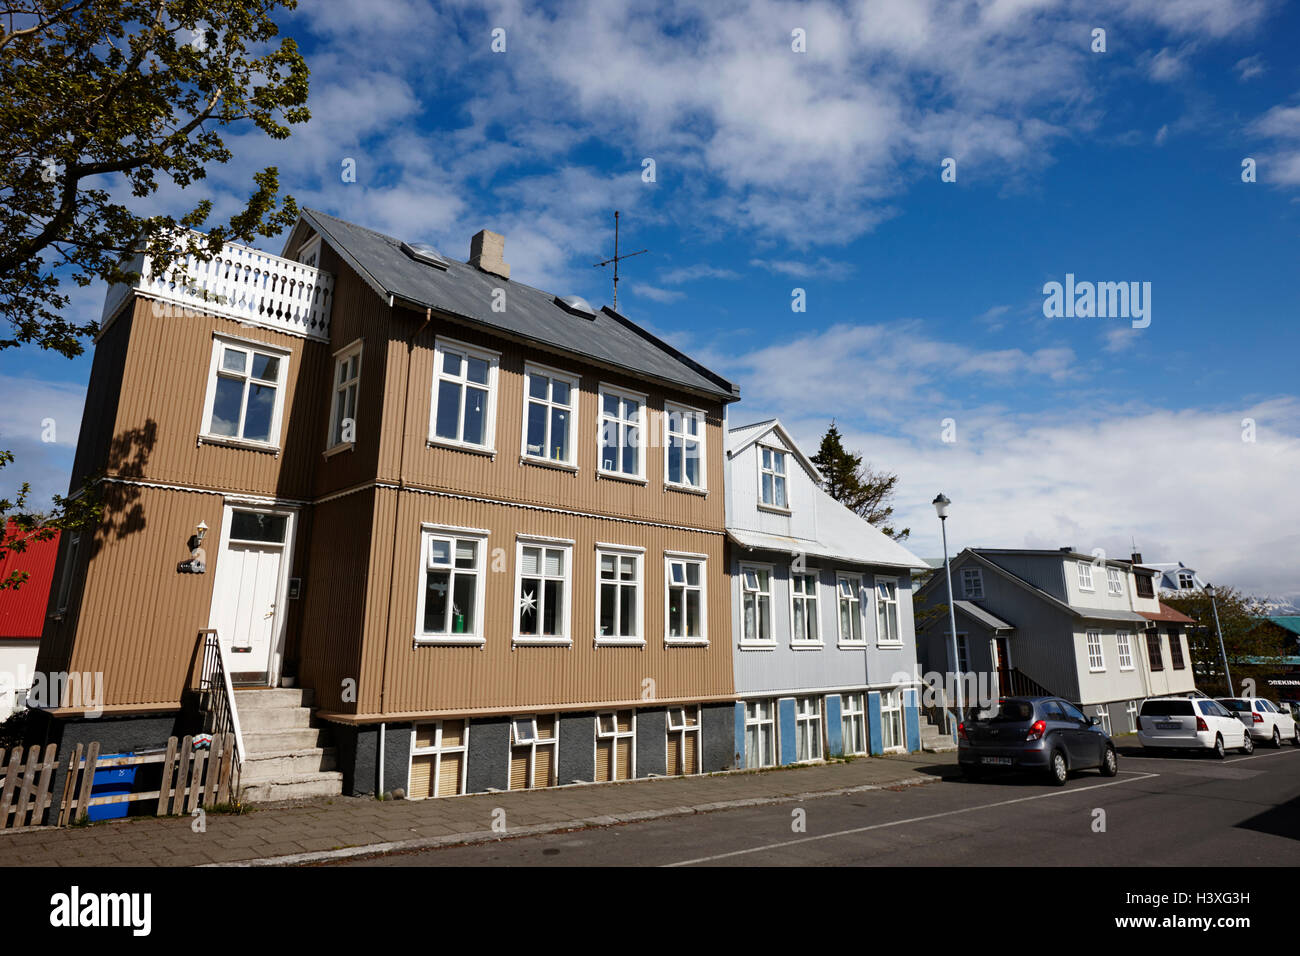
top-left (593, 210), bottom-right (647, 311)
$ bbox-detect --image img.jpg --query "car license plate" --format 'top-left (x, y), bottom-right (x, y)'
top-left (1155, 721), bottom-right (1180, 730)
top-left (980, 756), bottom-right (1012, 766)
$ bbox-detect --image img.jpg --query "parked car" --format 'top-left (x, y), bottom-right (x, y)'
top-left (1137, 696), bottom-right (1252, 757)
top-left (958, 696), bottom-right (1118, 785)
top-left (1216, 697), bottom-right (1299, 748)
top-left (1276, 699), bottom-right (1300, 720)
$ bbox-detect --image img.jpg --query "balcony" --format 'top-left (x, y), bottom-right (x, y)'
top-left (101, 237), bottom-right (334, 342)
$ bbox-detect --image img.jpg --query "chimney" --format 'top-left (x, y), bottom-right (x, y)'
top-left (1131, 552), bottom-right (1143, 565)
top-left (469, 229), bottom-right (510, 280)
top-left (1059, 546), bottom-right (1074, 553)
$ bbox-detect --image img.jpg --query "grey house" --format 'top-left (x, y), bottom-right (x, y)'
top-left (915, 548), bottom-right (1198, 735)
top-left (724, 420), bottom-right (931, 763)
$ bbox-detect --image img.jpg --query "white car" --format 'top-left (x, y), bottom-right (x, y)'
top-left (1137, 696), bottom-right (1253, 758)
top-left (1216, 697), bottom-right (1300, 748)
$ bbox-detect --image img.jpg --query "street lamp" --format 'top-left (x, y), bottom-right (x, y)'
top-left (1205, 583), bottom-right (1233, 695)
top-left (933, 493), bottom-right (964, 721)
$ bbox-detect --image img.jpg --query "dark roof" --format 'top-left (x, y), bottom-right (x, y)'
top-left (0, 520), bottom-right (60, 640)
top-left (953, 600), bottom-right (1015, 632)
top-left (300, 209), bottom-right (739, 402)
top-left (1140, 603), bottom-right (1197, 625)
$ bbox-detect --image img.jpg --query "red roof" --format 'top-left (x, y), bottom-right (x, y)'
top-left (1139, 602), bottom-right (1197, 625)
top-left (0, 519), bottom-right (61, 640)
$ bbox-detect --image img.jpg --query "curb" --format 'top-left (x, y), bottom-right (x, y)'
top-left (204, 773), bottom-right (942, 867)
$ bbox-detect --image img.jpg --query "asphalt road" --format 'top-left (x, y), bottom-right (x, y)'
top-left (335, 743), bottom-right (1300, 866)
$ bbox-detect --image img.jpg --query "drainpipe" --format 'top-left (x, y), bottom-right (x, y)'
top-left (375, 306), bottom-right (432, 797)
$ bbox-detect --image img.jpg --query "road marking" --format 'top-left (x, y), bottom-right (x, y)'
top-left (663, 771), bottom-right (1160, 867)
top-left (1125, 747), bottom-right (1300, 765)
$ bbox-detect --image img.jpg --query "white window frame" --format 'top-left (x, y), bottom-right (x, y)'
top-left (665, 705), bottom-right (701, 775)
top-left (789, 568), bottom-right (821, 647)
top-left (429, 336), bottom-right (500, 453)
top-left (54, 533), bottom-right (81, 615)
top-left (743, 699), bottom-right (776, 769)
top-left (1086, 630), bottom-right (1105, 672)
top-left (663, 401), bottom-right (707, 491)
top-left (520, 361), bottom-right (580, 468)
top-left (880, 689), bottom-right (904, 752)
top-left (961, 566), bottom-right (983, 599)
top-left (296, 234), bottom-right (322, 268)
top-left (408, 719), bottom-right (469, 799)
top-left (739, 562), bottom-right (775, 647)
top-left (956, 632), bottom-right (970, 674)
top-left (200, 333), bottom-right (290, 449)
top-left (1095, 706), bottom-right (1112, 736)
top-left (595, 544), bottom-right (644, 646)
top-left (597, 383), bottom-right (647, 482)
top-left (1116, 631), bottom-right (1134, 671)
top-left (835, 572), bottom-right (865, 646)
top-left (664, 552), bottom-right (708, 645)
top-left (1076, 560), bottom-right (1095, 592)
top-left (326, 338), bottom-right (362, 453)
top-left (1106, 566), bottom-right (1123, 596)
top-left (1177, 570), bottom-right (1195, 589)
top-left (794, 695), bottom-right (824, 763)
top-left (509, 714), bottom-right (559, 790)
top-left (841, 692), bottom-right (867, 756)
top-left (757, 444), bottom-right (789, 510)
top-left (594, 710), bottom-right (636, 781)
top-left (414, 525), bottom-right (489, 646)
top-left (1126, 699), bottom-right (1138, 733)
top-left (874, 576), bottom-right (902, 646)
top-left (513, 536), bottom-right (574, 645)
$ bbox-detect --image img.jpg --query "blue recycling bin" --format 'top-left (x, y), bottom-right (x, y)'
top-left (87, 754), bottom-right (136, 821)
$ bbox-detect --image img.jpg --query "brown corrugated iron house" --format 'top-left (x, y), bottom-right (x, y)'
top-left (31, 209), bottom-right (742, 801)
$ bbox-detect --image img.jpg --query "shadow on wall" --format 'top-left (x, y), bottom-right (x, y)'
top-left (88, 419), bottom-right (157, 557)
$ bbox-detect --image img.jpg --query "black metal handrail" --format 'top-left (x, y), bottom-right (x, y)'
top-left (197, 629), bottom-right (244, 782)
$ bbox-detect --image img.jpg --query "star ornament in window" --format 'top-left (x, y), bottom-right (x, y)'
top-left (519, 590), bottom-right (537, 615)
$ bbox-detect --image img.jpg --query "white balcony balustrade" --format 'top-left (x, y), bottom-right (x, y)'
top-left (101, 238), bottom-right (334, 342)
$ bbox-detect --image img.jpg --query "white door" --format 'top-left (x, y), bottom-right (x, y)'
top-left (210, 507), bottom-right (292, 684)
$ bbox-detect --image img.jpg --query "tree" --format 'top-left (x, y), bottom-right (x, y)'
top-left (0, 0), bottom-right (309, 580)
top-left (1162, 586), bottom-right (1287, 697)
top-left (809, 422), bottom-right (910, 541)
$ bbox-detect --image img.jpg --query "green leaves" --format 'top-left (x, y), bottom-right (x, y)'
top-left (810, 422), bottom-right (911, 541)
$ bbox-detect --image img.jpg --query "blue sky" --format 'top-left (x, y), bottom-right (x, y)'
top-left (3, 0), bottom-right (1299, 598)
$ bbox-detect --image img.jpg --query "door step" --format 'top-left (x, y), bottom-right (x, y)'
top-left (232, 688), bottom-right (342, 803)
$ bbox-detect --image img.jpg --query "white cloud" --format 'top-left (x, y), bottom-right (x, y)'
top-left (749, 257), bottom-right (856, 280)
top-left (658, 264), bottom-right (742, 284)
top-left (1235, 54), bottom-right (1267, 81)
top-left (628, 283), bottom-right (685, 304)
top-left (1147, 46), bottom-right (1191, 82)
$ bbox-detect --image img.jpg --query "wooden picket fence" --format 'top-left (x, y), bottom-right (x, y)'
top-left (0, 733), bottom-right (238, 831)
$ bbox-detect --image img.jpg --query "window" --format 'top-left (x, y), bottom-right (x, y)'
top-left (202, 336), bottom-right (288, 445)
top-left (790, 571), bottom-right (820, 644)
top-left (598, 386), bottom-right (644, 479)
top-left (596, 547), bottom-right (642, 643)
top-left (1168, 627), bottom-right (1186, 670)
top-left (1177, 570), bottom-right (1195, 589)
top-left (509, 715), bottom-right (557, 790)
top-left (1116, 631), bottom-right (1134, 670)
top-left (595, 711), bottom-right (634, 782)
top-left (665, 706), bottom-right (701, 775)
top-left (1126, 700), bottom-right (1138, 733)
top-left (430, 338), bottom-right (498, 449)
top-left (956, 634), bottom-right (970, 674)
top-left (1076, 561), bottom-right (1094, 591)
top-left (1107, 567), bottom-right (1123, 596)
top-left (55, 534), bottom-right (81, 614)
top-left (1145, 630), bottom-right (1164, 671)
top-left (875, 578), bottom-right (900, 644)
top-left (515, 540), bottom-right (571, 642)
top-left (744, 700), bottom-right (776, 768)
top-left (1095, 707), bottom-right (1112, 735)
top-left (522, 364), bottom-right (578, 465)
top-left (664, 403), bottom-right (705, 489)
top-left (841, 692), bottom-right (866, 755)
top-left (328, 341), bottom-right (361, 449)
top-left (666, 555), bottom-right (706, 643)
top-left (795, 696), bottom-right (823, 762)
top-left (1135, 573), bottom-right (1155, 599)
top-left (836, 574), bottom-right (864, 644)
top-left (741, 565), bottom-right (773, 644)
top-left (961, 567), bottom-right (983, 599)
top-left (417, 530), bottom-right (487, 644)
top-left (758, 446), bottom-right (788, 508)
top-left (880, 690), bottom-right (904, 751)
top-left (409, 720), bottom-right (468, 798)
top-left (1086, 631), bottom-right (1105, 672)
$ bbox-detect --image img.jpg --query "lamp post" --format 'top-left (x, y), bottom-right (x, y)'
top-left (933, 493), bottom-right (964, 721)
top-left (1206, 583), bottom-right (1233, 695)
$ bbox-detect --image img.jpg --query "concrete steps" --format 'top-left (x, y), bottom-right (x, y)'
top-left (234, 688), bottom-right (343, 803)
top-left (920, 714), bottom-right (958, 753)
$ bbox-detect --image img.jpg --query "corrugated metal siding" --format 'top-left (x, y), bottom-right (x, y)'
top-left (980, 553), bottom-right (1067, 602)
top-left (71, 311), bottom-right (131, 489)
top-left (339, 486), bottom-right (733, 718)
top-left (375, 313), bottom-right (727, 532)
top-left (0, 520), bottom-right (60, 638)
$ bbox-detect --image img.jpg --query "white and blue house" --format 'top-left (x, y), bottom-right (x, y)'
top-left (723, 420), bottom-right (931, 765)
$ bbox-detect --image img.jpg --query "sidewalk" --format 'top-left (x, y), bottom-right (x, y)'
top-left (0, 751), bottom-right (955, 867)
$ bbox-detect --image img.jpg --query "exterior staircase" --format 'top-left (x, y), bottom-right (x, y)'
top-left (234, 688), bottom-right (343, 803)
top-left (920, 713), bottom-right (958, 753)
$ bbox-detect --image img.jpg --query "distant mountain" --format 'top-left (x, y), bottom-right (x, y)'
top-left (1257, 596), bottom-right (1300, 616)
